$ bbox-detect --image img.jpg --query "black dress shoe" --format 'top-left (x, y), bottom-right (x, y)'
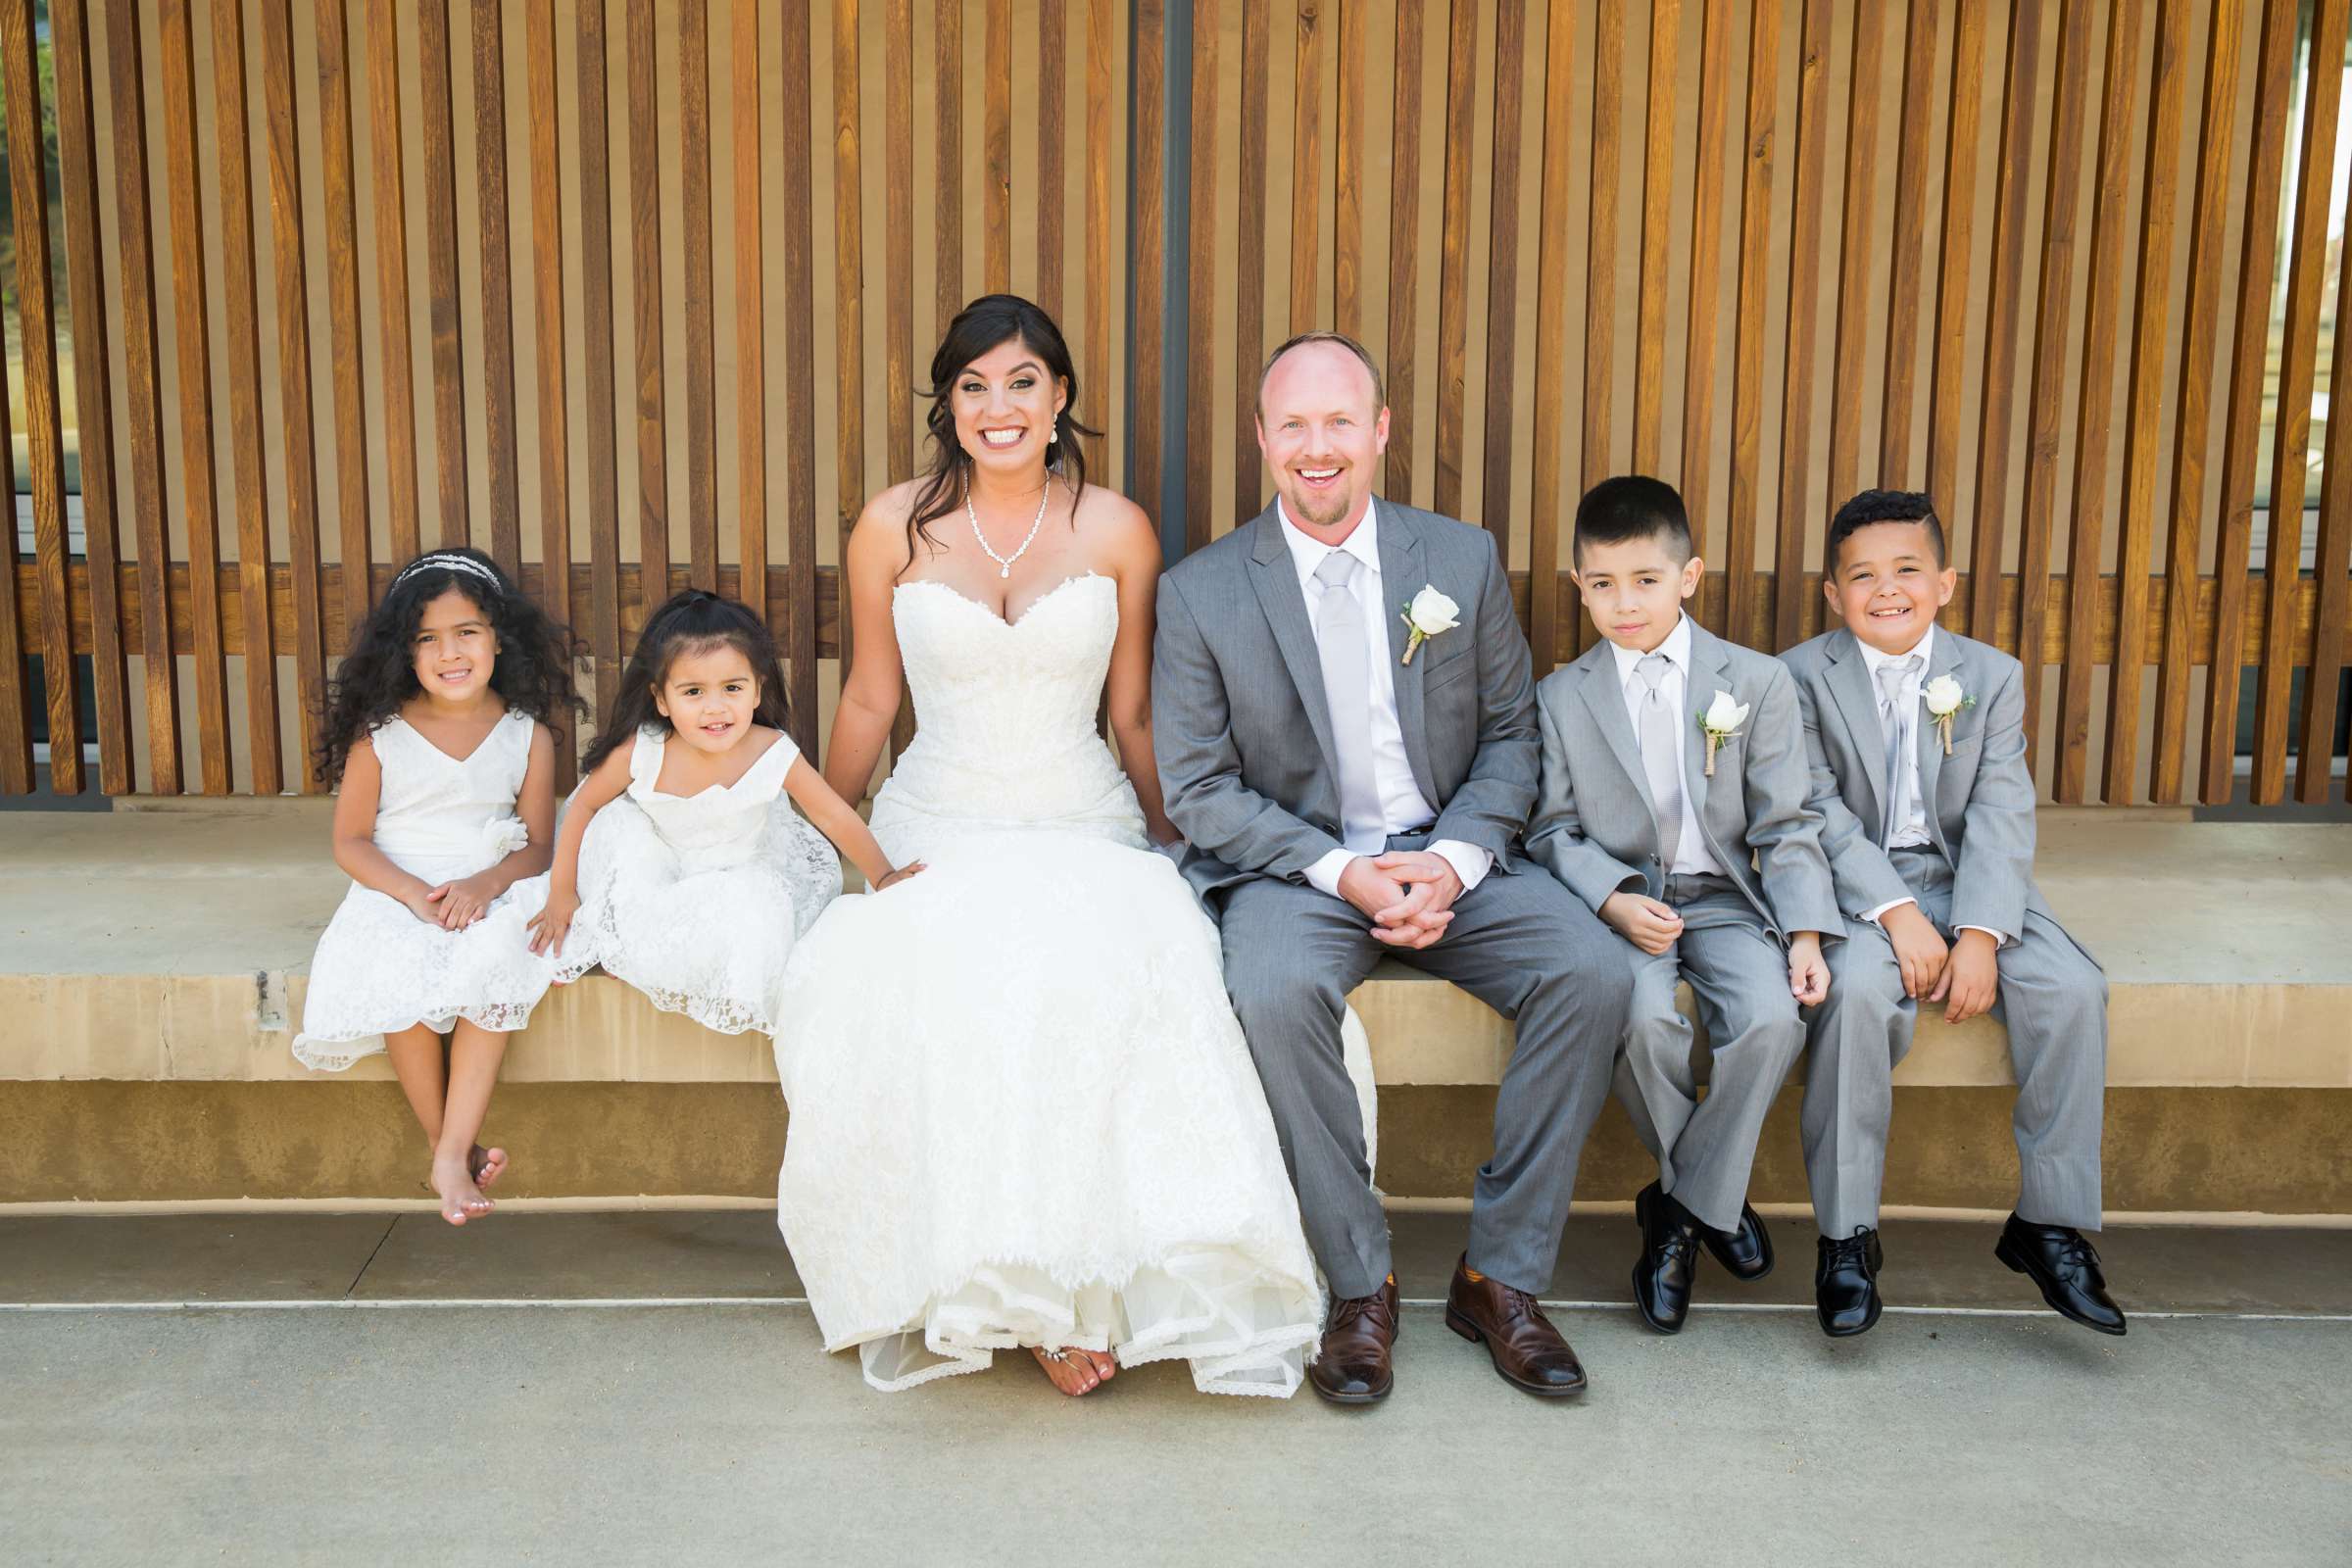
top-left (1815, 1227), bottom-right (1883, 1338)
top-left (1699, 1201), bottom-right (1775, 1281)
top-left (1632, 1182), bottom-right (1701, 1334)
top-left (1995, 1214), bottom-right (2128, 1336)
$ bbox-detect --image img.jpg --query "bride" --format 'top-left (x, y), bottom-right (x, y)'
top-left (772, 295), bottom-right (1326, 1396)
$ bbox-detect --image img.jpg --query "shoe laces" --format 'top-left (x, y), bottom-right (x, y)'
top-left (1825, 1229), bottom-right (1873, 1267)
top-left (1331, 1289), bottom-right (1396, 1337)
top-left (2052, 1230), bottom-right (2101, 1271)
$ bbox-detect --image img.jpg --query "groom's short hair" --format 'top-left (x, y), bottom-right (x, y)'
top-left (1573, 475), bottom-right (1691, 564)
top-left (1257, 331), bottom-right (1385, 416)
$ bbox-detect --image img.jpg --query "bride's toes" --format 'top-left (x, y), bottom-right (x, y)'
top-left (1085, 1348), bottom-right (1118, 1383)
top-left (1031, 1346), bottom-right (1102, 1397)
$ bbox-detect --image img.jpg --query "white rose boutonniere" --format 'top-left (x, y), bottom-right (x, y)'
top-left (1397, 585), bottom-right (1461, 665)
top-left (1694, 689), bottom-right (1750, 777)
top-left (1921, 674), bottom-right (1976, 755)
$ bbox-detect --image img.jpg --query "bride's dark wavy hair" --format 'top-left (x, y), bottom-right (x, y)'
top-left (902, 293), bottom-right (1102, 574)
top-left (581, 589), bottom-right (794, 772)
top-left (315, 547), bottom-right (581, 787)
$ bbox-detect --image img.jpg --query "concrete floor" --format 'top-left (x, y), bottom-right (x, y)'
top-left (2, 1212), bottom-right (2346, 1565)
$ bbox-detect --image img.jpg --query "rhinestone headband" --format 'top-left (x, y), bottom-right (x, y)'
top-left (392, 553), bottom-right (503, 594)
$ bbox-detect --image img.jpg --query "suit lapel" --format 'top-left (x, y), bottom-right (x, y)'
top-left (1682, 621), bottom-right (1735, 865)
top-left (1822, 629), bottom-right (1888, 839)
top-left (1246, 506), bottom-right (1341, 778)
top-left (1573, 640), bottom-right (1657, 826)
top-left (1375, 506), bottom-right (1441, 804)
top-left (1918, 627), bottom-right (1963, 858)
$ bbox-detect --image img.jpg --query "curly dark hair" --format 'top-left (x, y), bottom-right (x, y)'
top-left (903, 293), bottom-right (1102, 573)
top-left (315, 548), bottom-right (582, 787)
top-left (581, 589), bottom-right (794, 772)
top-left (1827, 488), bottom-right (1945, 572)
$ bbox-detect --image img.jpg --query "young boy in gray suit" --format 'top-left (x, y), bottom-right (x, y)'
top-left (1526, 477), bottom-right (1840, 1335)
top-left (1784, 489), bottom-right (2125, 1340)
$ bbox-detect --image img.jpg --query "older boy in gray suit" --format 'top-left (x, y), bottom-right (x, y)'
top-left (1784, 489), bottom-right (2124, 1340)
top-left (1526, 477), bottom-right (1840, 1335)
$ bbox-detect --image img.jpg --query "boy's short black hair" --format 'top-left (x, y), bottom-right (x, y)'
top-left (1573, 475), bottom-right (1691, 564)
top-left (1827, 488), bottom-right (1946, 572)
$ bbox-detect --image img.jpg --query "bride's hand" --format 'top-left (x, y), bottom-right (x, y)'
top-left (874, 861), bottom-right (926, 891)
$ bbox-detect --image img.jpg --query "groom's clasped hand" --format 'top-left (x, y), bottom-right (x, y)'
top-left (1342, 850), bottom-right (1460, 948)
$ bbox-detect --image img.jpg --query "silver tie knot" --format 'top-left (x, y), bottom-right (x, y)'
top-left (1875, 654), bottom-right (1923, 708)
top-left (1637, 651), bottom-right (1673, 696)
top-left (1314, 550), bottom-right (1359, 592)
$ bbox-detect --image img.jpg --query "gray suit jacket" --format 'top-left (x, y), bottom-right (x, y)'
top-left (1779, 625), bottom-right (2051, 941)
top-left (1152, 500), bottom-right (1540, 906)
top-left (1525, 620), bottom-right (1839, 941)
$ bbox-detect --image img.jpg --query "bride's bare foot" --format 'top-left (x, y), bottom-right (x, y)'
top-left (431, 1155), bottom-right (493, 1226)
top-left (468, 1144), bottom-right (508, 1190)
top-left (1031, 1346), bottom-right (1117, 1396)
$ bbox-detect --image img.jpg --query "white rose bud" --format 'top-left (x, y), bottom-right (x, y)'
top-left (1922, 674), bottom-right (1967, 717)
top-left (1703, 689), bottom-right (1750, 734)
top-left (1407, 585), bottom-right (1461, 636)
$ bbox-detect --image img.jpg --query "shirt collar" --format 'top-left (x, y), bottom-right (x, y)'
top-left (1856, 621), bottom-right (1935, 677)
top-left (1609, 611), bottom-right (1693, 687)
top-left (1277, 496), bottom-right (1382, 585)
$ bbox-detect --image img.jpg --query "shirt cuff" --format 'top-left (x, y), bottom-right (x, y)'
top-left (1955, 923), bottom-right (2015, 949)
top-left (1429, 839), bottom-right (1494, 895)
top-left (1305, 848), bottom-right (1358, 900)
top-left (1861, 896), bottom-right (1918, 926)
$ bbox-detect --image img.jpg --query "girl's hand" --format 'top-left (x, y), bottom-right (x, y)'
top-left (431, 872), bottom-right (502, 930)
top-left (874, 861), bottom-right (926, 891)
top-left (526, 890), bottom-right (579, 957)
top-left (401, 887), bottom-right (446, 925)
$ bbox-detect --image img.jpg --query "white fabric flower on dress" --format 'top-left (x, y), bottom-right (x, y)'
top-left (481, 816), bottom-right (530, 862)
top-left (1397, 585), bottom-right (1461, 664)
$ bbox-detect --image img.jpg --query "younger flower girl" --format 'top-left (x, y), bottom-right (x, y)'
top-left (528, 590), bottom-right (919, 1032)
top-left (293, 548), bottom-right (580, 1225)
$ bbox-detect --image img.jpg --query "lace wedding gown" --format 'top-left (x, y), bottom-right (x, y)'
top-left (772, 573), bottom-right (1327, 1396)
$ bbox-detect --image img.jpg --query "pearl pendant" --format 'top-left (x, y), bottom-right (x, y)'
top-left (1000, 564), bottom-right (1011, 579)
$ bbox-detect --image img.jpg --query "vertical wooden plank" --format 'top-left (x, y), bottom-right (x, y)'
top-left (1582, 0), bottom-right (1624, 496)
top-left (2153, 0), bottom-right (2244, 802)
top-left (937, 0), bottom-right (964, 323)
top-left (1724, 0), bottom-right (1778, 650)
top-left (1962, 0), bottom-right (2041, 650)
top-left (1333, 0), bottom-right (1366, 335)
top-left (680, 0), bottom-right (718, 590)
top-left (472, 0), bottom-right (523, 573)
top-left (578, 0), bottom-right (623, 722)
top-left (1527, 0), bottom-right (1577, 676)
top-left (1038, 0), bottom-right (1066, 317)
top-left (0, 284), bottom-right (21, 790)
top-left (159, 0), bottom-right (232, 792)
top-left (1432, 0), bottom-right (1477, 518)
top-left (2015, 0), bottom-right (2096, 764)
top-left (1631, 0), bottom-right (1678, 478)
top-left (626, 0), bottom-right (669, 597)
top-left (103, 0), bottom-right (181, 793)
top-left (418, 0), bottom-right (472, 548)
top-left (1770, 0), bottom-right (1830, 654)
top-left (1289, 0), bottom-right (1325, 333)
top-left (1877, 0), bottom-right (1938, 482)
top-left (1480, 0), bottom-right (1526, 544)
top-left (1680, 0), bottom-right (1731, 536)
top-left (1235, 0), bottom-right (1271, 524)
top-left (0, 0), bottom-right (75, 790)
top-left (2254, 0), bottom-right (2351, 802)
top-left (51, 0), bottom-right (132, 793)
top-left (984, 0), bottom-right (1011, 294)
top-left (739, 0), bottom-right (768, 620)
top-left (366, 0), bottom-right (421, 564)
top-left (831, 0), bottom-right (860, 661)
top-left (1184, 0), bottom-right (1222, 553)
top-left (1132, 0), bottom-right (1165, 513)
top-left (2056, 0), bottom-right (2145, 803)
top-left (1086, 0), bottom-right (1112, 478)
top-left (1925, 0), bottom-right (1989, 514)
top-left (2202, 0), bottom-right (2297, 805)
top-left (1825, 0), bottom-right (1884, 511)
top-left (887, 0), bottom-right (915, 482)
top-left (260, 0), bottom-right (329, 792)
top-left (526, 0), bottom-right (574, 787)
top-left (316, 0), bottom-right (375, 644)
top-left (1382, 0), bottom-right (1426, 501)
top-left (2102, 0), bottom-right (2191, 803)
top-left (781, 0), bottom-right (818, 754)
top-left (2299, 162), bottom-right (2352, 802)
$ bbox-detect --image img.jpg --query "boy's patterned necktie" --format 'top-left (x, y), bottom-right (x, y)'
top-left (1637, 652), bottom-right (1683, 872)
top-left (1876, 655), bottom-right (1924, 844)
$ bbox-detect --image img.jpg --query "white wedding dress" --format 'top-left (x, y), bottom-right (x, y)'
top-left (772, 573), bottom-right (1327, 1396)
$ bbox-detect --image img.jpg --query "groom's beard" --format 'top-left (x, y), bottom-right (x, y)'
top-left (1282, 479), bottom-right (1359, 530)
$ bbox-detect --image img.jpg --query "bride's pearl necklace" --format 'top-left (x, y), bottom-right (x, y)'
top-left (967, 481), bottom-right (1051, 579)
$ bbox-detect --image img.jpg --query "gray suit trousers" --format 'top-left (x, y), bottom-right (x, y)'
top-left (1216, 843), bottom-right (1633, 1299)
top-left (1802, 847), bottom-right (2107, 1236)
top-left (1613, 875), bottom-right (1806, 1235)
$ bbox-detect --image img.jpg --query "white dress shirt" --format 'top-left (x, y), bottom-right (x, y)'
top-left (1856, 624), bottom-right (2004, 945)
top-left (1607, 612), bottom-right (1723, 879)
top-left (1276, 500), bottom-right (1494, 901)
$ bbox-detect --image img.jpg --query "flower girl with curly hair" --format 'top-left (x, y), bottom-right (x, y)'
top-left (293, 548), bottom-right (581, 1225)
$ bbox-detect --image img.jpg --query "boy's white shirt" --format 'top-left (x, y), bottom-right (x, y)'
top-left (1604, 611), bottom-right (1723, 879)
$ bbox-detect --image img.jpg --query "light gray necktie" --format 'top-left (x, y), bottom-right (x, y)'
top-left (1876, 655), bottom-right (1924, 844)
top-left (1636, 652), bottom-right (1683, 873)
top-left (1313, 551), bottom-right (1383, 850)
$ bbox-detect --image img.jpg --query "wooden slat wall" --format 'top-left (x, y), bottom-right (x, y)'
top-left (3, 0), bottom-right (2347, 808)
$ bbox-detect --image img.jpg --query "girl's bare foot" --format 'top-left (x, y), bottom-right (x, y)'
top-left (468, 1144), bottom-right (508, 1189)
top-left (431, 1155), bottom-right (493, 1225)
top-left (1030, 1345), bottom-right (1117, 1396)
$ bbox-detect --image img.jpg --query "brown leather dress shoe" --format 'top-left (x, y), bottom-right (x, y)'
top-left (1307, 1274), bottom-right (1398, 1405)
top-left (1444, 1255), bottom-right (1587, 1397)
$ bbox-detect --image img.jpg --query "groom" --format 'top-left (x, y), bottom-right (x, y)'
top-left (1153, 332), bottom-right (1633, 1403)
